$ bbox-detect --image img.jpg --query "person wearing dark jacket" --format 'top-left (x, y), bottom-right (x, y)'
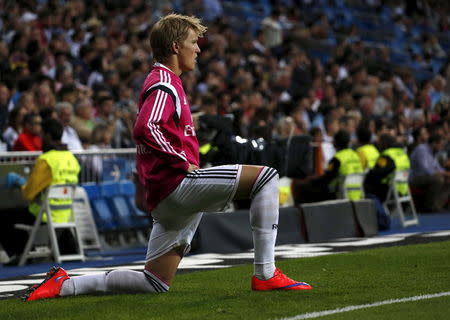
top-left (364, 134), bottom-right (410, 202)
top-left (364, 133), bottom-right (410, 230)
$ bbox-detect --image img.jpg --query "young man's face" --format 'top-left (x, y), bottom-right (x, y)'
top-left (178, 28), bottom-right (200, 72)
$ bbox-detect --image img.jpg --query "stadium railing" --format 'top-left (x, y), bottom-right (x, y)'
top-left (0, 148), bottom-right (136, 184)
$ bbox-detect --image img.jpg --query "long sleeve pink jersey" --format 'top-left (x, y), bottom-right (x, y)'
top-left (133, 63), bottom-right (199, 211)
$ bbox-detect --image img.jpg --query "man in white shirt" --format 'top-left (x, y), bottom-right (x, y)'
top-left (321, 115), bottom-right (339, 170)
top-left (56, 102), bottom-right (84, 151)
top-left (261, 9), bottom-right (283, 49)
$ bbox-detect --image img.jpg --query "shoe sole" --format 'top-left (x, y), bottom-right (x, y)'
top-left (22, 266), bottom-right (61, 302)
top-left (252, 286), bottom-right (313, 291)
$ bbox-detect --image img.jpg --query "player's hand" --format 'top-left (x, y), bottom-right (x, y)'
top-left (187, 164), bottom-right (199, 173)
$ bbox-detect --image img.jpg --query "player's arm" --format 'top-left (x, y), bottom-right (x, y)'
top-left (134, 88), bottom-right (190, 172)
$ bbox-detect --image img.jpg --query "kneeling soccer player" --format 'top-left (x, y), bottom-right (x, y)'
top-left (24, 13), bottom-right (312, 302)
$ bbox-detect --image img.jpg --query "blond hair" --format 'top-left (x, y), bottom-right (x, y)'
top-left (150, 13), bottom-right (207, 63)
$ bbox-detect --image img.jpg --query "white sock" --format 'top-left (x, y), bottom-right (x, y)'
top-left (254, 263), bottom-right (276, 280)
top-left (249, 167), bottom-right (278, 280)
top-left (60, 269), bottom-right (169, 296)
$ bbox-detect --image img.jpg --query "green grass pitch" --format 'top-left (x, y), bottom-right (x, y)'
top-left (1, 240), bottom-right (449, 320)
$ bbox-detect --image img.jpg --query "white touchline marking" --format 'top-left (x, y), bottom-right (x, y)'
top-left (0, 285), bottom-right (29, 293)
top-left (422, 230), bottom-right (450, 237)
top-left (278, 291), bottom-right (450, 320)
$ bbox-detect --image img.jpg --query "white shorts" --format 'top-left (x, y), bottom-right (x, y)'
top-left (146, 164), bottom-right (242, 261)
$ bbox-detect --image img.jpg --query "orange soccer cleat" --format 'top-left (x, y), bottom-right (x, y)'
top-left (23, 266), bottom-right (70, 301)
top-left (252, 268), bottom-right (312, 291)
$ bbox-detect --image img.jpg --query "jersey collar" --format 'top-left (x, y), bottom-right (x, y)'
top-left (154, 62), bottom-right (174, 73)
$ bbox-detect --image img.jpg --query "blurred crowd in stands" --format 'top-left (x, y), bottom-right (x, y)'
top-left (1, 0), bottom-right (450, 205)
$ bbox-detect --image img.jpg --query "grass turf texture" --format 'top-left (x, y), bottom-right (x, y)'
top-left (1, 240), bottom-right (449, 320)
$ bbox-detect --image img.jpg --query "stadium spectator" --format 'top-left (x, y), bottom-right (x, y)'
top-left (15, 91), bottom-right (38, 113)
top-left (50, 53), bottom-right (73, 90)
top-left (92, 94), bottom-right (133, 148)
top-left (339, 114), bottom-right (358, 143)
top-left (89, 124), bottom-right (113, 150)
top-left (87, 55), bottom-right (106, 88)
top-left (103, 70), bottom-right (121, 101)
top-left (72, 98), bottom-right (95, 146)
top-left (409, 133), bottom-right (450, 212)
top-left (0, 83), bottom-right (11, 134)
top-left (73, 44), bottom-right (96, 85)
top-left (57, 84), bottom-right (79, 105)
top-left (35, 82), bottom-right (56, 112)
top-left (290, 48), bottom-right (313, 100)
top-left (274, 116), bottom-right (297, 139)
top-left (93, 95), bottom-right (115, 125)
top-left (12, 112), bottom-right (42, 151)
top-left (408, 126), bottom-right (430, 154)
top-left (2, 106), bottom-right (26, 150)
top-left (112, 108), bottom-right (135, 149)
top-left (288, 99), bottom-right (309, 133)
top-left (56, 102), bottom-right (84, 151)
top-left (261, 8), bottom-right (284, 56)
top-left (321, 113), bottom-right (339, 169)
top-left (373, 82), bottom-right (394, 117)
top-left (83, 123), bottom-right (114, 179)
top-left (24, 13), bottom-right (312, 302)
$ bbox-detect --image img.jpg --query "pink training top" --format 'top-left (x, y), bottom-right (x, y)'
top-left (133, 63), bottom-right (200, 211)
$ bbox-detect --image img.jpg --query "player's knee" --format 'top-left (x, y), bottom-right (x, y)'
top-left (251, 167), bottom-right (279, 199)
top-left (143, 270), bottom-right (170, 293)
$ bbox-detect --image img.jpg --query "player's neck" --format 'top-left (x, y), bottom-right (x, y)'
top-left (158, 57), bottom-right (182, 76)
